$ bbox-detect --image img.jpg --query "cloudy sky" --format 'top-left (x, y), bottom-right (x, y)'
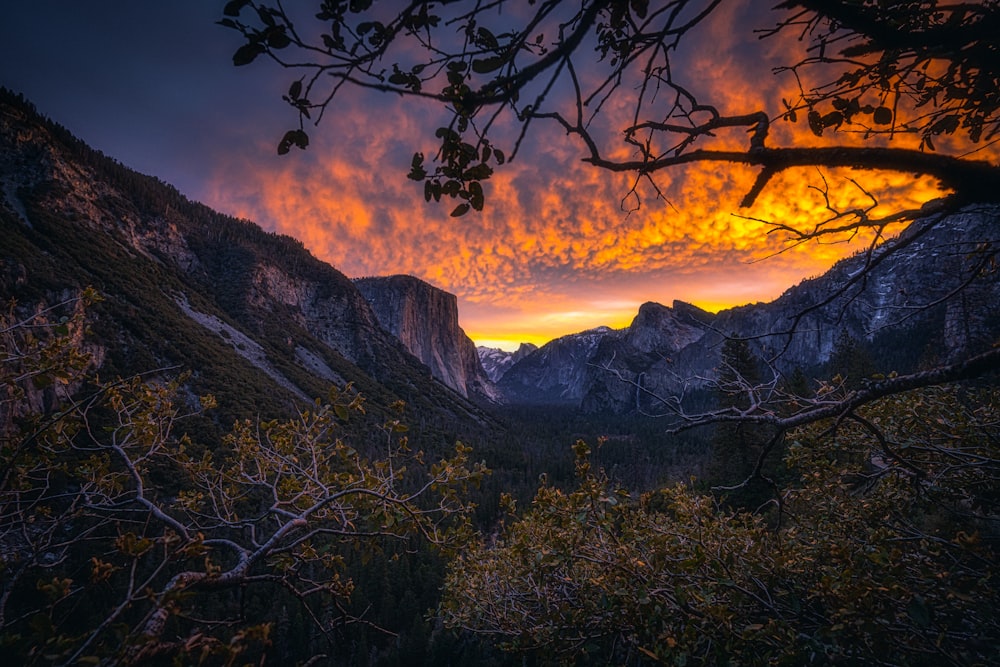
top-left (1, 1), bottom-right (945, 349)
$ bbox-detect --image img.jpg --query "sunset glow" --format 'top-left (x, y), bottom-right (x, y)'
top-left (1, 1), bottom-right (971, 351)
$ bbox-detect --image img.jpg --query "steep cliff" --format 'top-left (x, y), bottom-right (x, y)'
top-left (354, 275), bottom-right (499, 402)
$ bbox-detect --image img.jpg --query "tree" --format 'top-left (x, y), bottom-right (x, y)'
top-left (441, 387), bottom-right (1000, 665)
top-left (705, 336), bottom-right (784, 508)
top-left (0, 294), bottom-right (486, 665)
top-left (827, 329), bottom-right (877, 389)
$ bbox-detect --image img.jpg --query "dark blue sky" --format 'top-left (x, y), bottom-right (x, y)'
top-left (1, 1), bottom-right (286, 202)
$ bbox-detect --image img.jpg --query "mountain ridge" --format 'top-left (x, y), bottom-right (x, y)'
top-left (0, 88), bottom-right (497, 444)
top-left (497, 206), bottom-right (1000, 412)
top-left (4, 86), bottom-right (998, 426)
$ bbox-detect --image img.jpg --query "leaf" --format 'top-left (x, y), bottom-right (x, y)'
top-left (256, 6), bottom-right (276, 27)
top-left (472, 57), bottom-right (504, 74)
top-left (288, 80), bottom-right (302, 100)
top-left (638, 646), bottom-right (659, 660)
top-left (450, 203), bottom-right (471, 217)
top-left (821, 111), bottom-right (843, 128)
top-left (631, 0), bottom-right (649, 18)
top-left (223, 0), bottom-right (251, 17)
top-left (277, 129), bottom-right (309, 155)
top-left (267, 27), bottom-right (291, 49)
top-left (407, 163), bottom-right (427, 181)
top-left (233, 42), bottom-right (265, 66)
top-left (807, 110), bottom-right (824, 137)
top-left (469, 181), bottom-right (485, 211)
top-left (115, 532), bottom-right (153, 557)
top-left (477, 27), bottom-right (499, 49)
top-left (930, 114), bottom-right (960, 135)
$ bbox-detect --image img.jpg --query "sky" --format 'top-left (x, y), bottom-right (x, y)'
top-left (1, 1), bottom-right (947, 350)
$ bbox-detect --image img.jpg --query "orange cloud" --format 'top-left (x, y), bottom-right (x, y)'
top-left (201, 1), bottom-right (983, 351)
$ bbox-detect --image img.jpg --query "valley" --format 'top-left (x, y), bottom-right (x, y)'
top-left (2, 87), bottom-right (998, 666)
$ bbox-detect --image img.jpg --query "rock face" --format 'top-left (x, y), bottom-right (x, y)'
top-left (500, 205), bottom-right (1000, 412)
top-left (354, 275), bottom-right (499, 402)
top-left (477, 342), bottom-right (538, 383)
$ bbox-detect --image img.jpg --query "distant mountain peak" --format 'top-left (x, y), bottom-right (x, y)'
top-left (477, 342), bottom-right (538, 383)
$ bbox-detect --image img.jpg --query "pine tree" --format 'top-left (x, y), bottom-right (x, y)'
top-left (827, 330), bottom-right (877, 389)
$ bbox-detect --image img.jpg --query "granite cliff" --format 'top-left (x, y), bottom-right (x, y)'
top-left (354, 275), bottom-right (499, 403)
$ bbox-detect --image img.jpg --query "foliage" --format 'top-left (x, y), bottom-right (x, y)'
top-left (826, 329), bottom-right (878, 390)
top-left (773, 1), bottom-right (1000, 155)
top-left (1, 289), bottom-right (98, 430)
top-left (0, 295), bottom-right (486, 665)
top-left (442, 387), bottom-right (1000, 665)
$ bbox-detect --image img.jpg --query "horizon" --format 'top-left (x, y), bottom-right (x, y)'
top-left (0, 2), bottom-right (944, 350)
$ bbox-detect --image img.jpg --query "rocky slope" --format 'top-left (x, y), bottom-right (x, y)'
top-left (500, 206), bottom-right (1000, 412)
top-left (354, 274), bottom-right (499, 402)
top-left (0, 89), bottom-right (495, 441)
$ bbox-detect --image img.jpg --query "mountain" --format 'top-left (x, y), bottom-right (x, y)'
top-left (5, 84), bottom-right (997, 428)
top-left (496, 326), bottom-right (619, 405)
top-left (354, 274), bottom-right (499, 403)
top-left (500, 206), bottom-right (1000, 412)
top-left (477, 342), bottom-right (538, 383)
top-left (0, 89), bottom-right (496, 443)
